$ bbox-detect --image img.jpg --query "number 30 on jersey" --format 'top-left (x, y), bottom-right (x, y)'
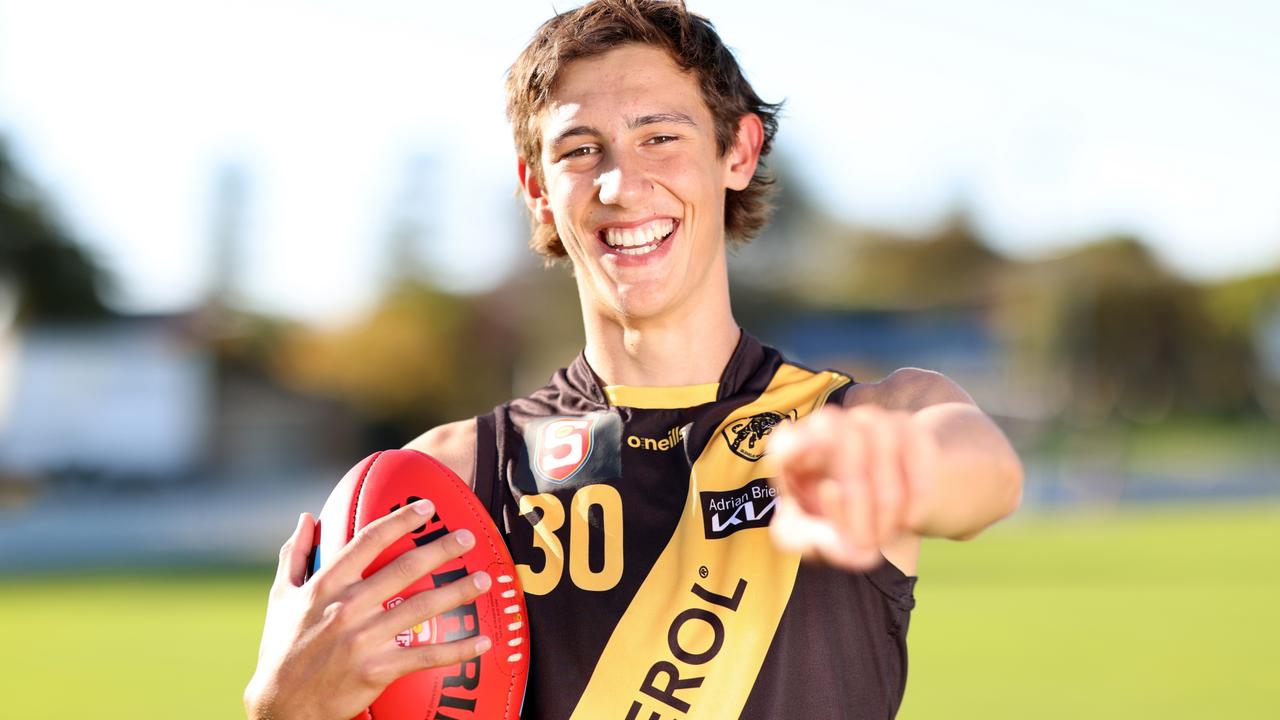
top-left (516, 485), bottom-right (624, 595)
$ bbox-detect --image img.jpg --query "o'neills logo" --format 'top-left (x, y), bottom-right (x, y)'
top-left (721, 410), bottom-right (796, 461)
top-left (699, 478), bottom-right (778, 539)
top-left (627, 424), bottom-right (686, 452)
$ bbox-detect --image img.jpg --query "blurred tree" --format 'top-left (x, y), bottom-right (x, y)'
top-left (241, 156), bottom-right (546, 446)
top-left (730, 154), bottom-right (825, 289)
top-left (272, 279), bottom-right (515, 438)
top-left (1203, 269), bottom-right (1280, 338)
top-left (208, 162), bottom-right (251, 311)
top-left (1003, 236), bottom-right (1259, 423)
top-left (854, 210), bottom-right (1005, 309)
top-left (1201, 268), bottom-right (1280, 416)
top-left (0, 139), bottom-right (111, 323)
top-left (789, 209), bottom-right (1007, 310)
top-left (381, 153), bottom-right (436, 288)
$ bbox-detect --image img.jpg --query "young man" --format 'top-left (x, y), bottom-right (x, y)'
top-left (245, 1), bottom-right (1023, 718)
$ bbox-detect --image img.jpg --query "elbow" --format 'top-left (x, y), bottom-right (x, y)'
top-left (998, 450), bottom-right (1025, 521)
top-left (984, 445), bottom-right (1025, 532)
top-left (953, 450), bottom-right (1024, 542)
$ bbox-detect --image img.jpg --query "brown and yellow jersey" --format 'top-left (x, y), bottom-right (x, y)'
top-left (473, 333), bottom-right (916, 719)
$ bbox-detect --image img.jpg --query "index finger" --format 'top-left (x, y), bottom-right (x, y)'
top-left (315, 498), bottom-right (436, 588)
top-left (356, 528), bottom-right (478, 612)
top-left (770, 408), bottom-right (840, 514)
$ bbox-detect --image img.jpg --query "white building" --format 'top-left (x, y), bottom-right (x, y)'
top-left (0, 315), bottom-right (212, 484)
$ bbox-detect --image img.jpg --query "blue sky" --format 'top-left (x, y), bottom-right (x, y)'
top-left (2, 0), bottom-right (1278, 321)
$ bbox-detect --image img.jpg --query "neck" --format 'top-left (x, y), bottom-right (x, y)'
top-left (579, 276), bottom-right (740, 388)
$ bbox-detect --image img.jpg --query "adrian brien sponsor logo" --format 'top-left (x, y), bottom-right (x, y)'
top-left (721, 409), bottom-right (796, 461)
top-left (700, 478), bottom-right (777, 539)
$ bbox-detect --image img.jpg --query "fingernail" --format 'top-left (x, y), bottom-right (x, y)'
top-left (455, 529), bottom-right (475, 548)
top-left (475, 636), bottom-right (492, 653)
top-left (473, 571), bottom-right (491, 591)
top-left (412, 499), bottom-right (434, 515)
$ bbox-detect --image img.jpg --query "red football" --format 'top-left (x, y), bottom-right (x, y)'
top-left (309, 449), bottom-right (529, 720)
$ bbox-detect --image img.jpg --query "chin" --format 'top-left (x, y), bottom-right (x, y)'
top-left (607, 282), bottom-right (679, 321)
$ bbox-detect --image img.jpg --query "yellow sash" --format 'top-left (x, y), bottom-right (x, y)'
top-left (571, 364), bottom-right (850, 719)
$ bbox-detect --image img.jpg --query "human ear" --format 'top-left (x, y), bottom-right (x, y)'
top-left (517, 157), bottom-right (555, 225)
top-left (724, 113), bottom-right (764, 191)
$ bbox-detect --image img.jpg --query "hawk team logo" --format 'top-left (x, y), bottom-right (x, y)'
top-left (534, 417), bottom-right (597, 484)
top-left (721, 409), bottom-right (797, 461)
top-left (700, 478), bottom-right (779, 539)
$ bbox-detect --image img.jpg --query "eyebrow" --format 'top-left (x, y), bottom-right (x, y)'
top-left (629, 111), bottom-right (697, 129)
top-left (549, 111), bottom-right (698, 150)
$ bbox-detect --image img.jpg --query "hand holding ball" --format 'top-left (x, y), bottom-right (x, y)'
top-left (310, 449), bottom-right (530, 720)
top-left (243, 449), bottom-right (529, 720)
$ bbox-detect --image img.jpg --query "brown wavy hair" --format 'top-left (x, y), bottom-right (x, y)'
top-left (505, 0), bottom-right (782, 260)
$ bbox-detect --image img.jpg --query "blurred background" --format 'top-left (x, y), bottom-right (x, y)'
top-left (0, 0), bottom-right (1276, 717)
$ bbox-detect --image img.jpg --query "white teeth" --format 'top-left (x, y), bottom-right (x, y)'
top-left (602, 219), bottom-right (674, 249)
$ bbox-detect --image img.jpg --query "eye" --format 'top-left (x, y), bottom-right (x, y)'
top-left (646, 134), bottom-right (678, 145)
top-left (560, 145), bottom-right (598, 161)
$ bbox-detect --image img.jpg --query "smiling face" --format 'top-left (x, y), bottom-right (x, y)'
top-left (520, 43), bottom-right (761, 324)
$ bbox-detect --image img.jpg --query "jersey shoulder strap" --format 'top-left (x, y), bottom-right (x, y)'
top-left (472, 407), bottom-right (504, 528)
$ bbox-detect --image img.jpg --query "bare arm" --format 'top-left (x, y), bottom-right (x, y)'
top-left (845, 368), bottom-right (1023, 538)
top-left (770, 368), bottom-right (1023, 576)
top-left (403, 418), bottom-right (479, 490)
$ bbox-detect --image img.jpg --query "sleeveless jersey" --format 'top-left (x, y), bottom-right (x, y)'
top-left (472, 332), bottom-right (916, 719)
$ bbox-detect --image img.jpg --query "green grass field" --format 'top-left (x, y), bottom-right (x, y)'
top-left (1, 503), bottom-right (1277, 718)
top-left (903, 503), bottom-right (1280, 718)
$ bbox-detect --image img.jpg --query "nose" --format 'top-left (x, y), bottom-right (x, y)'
top-left (595, 150), bottom-right (651, 207)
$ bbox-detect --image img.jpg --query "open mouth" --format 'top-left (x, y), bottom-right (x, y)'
top-left (597, 219), bottom-right (678, 257)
